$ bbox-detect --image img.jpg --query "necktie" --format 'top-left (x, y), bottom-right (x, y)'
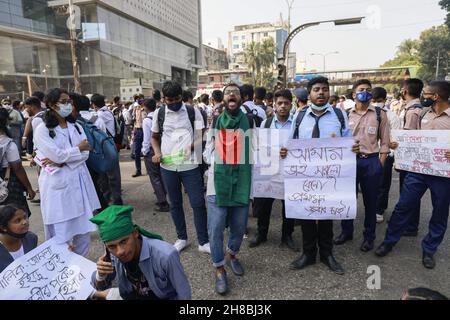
top-left (311, 114), bottom-right (321, 138)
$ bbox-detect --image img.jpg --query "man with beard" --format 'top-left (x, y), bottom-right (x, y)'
top-left (376, 81), bottom-right (450, 270)
top-left (204, 83), bottom-right (255, 295)
top-left (281, 77), bottom-right (357, 275)
top-left (91, 206), bottom-right (191, 300)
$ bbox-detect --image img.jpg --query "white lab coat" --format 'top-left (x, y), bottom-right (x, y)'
top-left (34, 122), bottom-right (100, 243)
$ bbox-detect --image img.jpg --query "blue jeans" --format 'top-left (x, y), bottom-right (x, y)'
top-left (160, 167), bottom-right (208, 246)
top-left (384, 172), bottom-right (450, 255)
top-left (341, 156), bottom-right (382, 241)
top-left (207, 195), bottom-right (249, 267)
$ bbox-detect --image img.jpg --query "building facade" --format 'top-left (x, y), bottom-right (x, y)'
top-left (0, 0), bottom-right (202, 100)
top-left (202, 44), bottom-right (228, 72)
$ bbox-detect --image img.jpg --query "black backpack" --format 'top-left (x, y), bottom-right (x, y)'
top-left (242, 104), bottom-right (263, 127)
top-left (293, 108), bottom-right (346, 139)
top-left (157, 105), bottom-right (196, 137)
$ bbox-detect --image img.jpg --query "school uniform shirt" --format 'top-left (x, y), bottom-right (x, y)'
top-left (98, 107), bottom-right (116, 137)
top-left (403, 98), bottom-right (422, 130)
top-left (289, 105), bottom-right (353, 139)
top-left (142, 112), bottom-right (154, 156)
top-left (241, 101), bottom-right (267, 121)
top-left (80, 111), bottom-right (107, 134)
top-left (151, 104), bottom-right (205, 172)
top-left (261, 117), bottom-right (293, 130)
top-left (34, 122), bottom-right (100, 244)
top-left (420, 107), bottom-right (450, 130)
top-left (0, 232), bottom-right (37, 273)
top-left (0, 135), bottom-right (21, 168)
top-left (348, 105), bottom-right (391, 155)
top-left (92, 236), bottom-right (192, 300)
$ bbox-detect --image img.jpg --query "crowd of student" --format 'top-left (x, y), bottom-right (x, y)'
top-left (0, 76), bottom-right (449, 300)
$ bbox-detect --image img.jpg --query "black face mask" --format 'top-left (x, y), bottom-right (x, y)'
top-left (420, 96), bottom-right (435, 108)
top-left (167, 101), bottom-right (183, 112)
top-left (4, 230), bottom-right (28, 239)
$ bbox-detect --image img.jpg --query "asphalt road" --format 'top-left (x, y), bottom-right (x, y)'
top-left (26, 154), bottom-right (450, 300)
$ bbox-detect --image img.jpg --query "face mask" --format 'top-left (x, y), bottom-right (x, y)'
top-left (311, 103), bottom-right (329, 112)
top-left (420, 96), bottom-right (435, 108)
top-left (4, 229), bottom-right (28, 239)
top-left (57, 103), bottom-right (73, 118)
top-left (356, 91), bottom-right (373, 103)
top-left (167, 101), bottom-right (183, 112)
top-left (373, 102), bottom-right (385, 108)
top-left (2, 104), bottom-right (11, 110)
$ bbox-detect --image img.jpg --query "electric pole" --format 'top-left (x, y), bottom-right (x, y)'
top-left (68, 0), bottom-right (81, 93)
top-left (285, 0), bottom-right (295, 83)
top-left (436, 50), bottom-right (441, 80)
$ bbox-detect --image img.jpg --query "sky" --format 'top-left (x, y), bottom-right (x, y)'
top-left (201, 0), bottom-right (446, 72)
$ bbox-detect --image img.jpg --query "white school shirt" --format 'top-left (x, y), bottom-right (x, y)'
top-left (142, 112), bottom-right (154, 156)
top-left (97, 107), bottom-right (116, 136)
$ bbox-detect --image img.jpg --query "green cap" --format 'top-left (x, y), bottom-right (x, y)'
top-left (90, 206), bottom-right (163, 243)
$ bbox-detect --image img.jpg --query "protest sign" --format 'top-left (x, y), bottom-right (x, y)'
top-left (252, 129), bottom-right (290, 199)
top-left (0, 238), bottom-right (97, 300)
top-left (284, 137), bottom-right (357, 220)
top-left (392, 130), bottom-right (450, 178)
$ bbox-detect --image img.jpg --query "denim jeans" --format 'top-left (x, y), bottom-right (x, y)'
top-left (207, 195), bottom-right (249, 267)
top-left (160, 167), bottom-right (209, 246)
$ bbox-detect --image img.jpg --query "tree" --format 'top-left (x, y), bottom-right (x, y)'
top-left (440, 0), bottom-right (450, 29)
top-left (243, 38), bottom-right (276, 88)
top-left (381, 39), bottom-right (420, 68)
top-left (417, 25), bottom-right (450, 81)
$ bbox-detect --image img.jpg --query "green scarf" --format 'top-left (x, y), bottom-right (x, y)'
top-left (214, 109), bottom-right (252, 207)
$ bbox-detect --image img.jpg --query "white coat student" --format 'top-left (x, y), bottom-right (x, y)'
top-left (33, 88), bottom-right (100, 257)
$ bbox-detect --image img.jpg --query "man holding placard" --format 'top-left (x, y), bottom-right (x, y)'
top-left (281, 77), bottom-right (358, 275)
top-left (334, 79), bottom-right (391, 253)
top-left (376, 81), bottom-right (450, 270)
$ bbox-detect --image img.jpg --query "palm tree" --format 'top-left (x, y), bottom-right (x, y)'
top-left (244, 38), bottom-right (276, 87)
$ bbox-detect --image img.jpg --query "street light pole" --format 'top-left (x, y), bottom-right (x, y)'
top-left (436, 50), bottom-right (441, 80)
top-left (68, 0), bottom-right (82, 93)
top-left (311, 51), bottom-right (339, 72)
top-left (285, 0), bottom-right (295, 81)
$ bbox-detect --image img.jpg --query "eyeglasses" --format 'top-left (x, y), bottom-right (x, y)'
top-left (57, 99), bottom-right (72, 104)
top-left (224, 89), bottom-right (241, 95)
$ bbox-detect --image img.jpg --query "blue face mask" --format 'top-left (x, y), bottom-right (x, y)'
top-left (356, 91), bottom-right (373, 103)
top-left (167, 101), bottom-right (183, 112)
top-left (57, 103), bottom-right (73, 118)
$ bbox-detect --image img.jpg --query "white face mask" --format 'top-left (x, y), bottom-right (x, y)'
top-left (57, 103), bottom-right (73, 118)
top-left (311, 103), bottom-right (329, 112)
top-left (2, 104), bottom-right (11, 109)
top-left (372, 102), bottom-right (385, 108)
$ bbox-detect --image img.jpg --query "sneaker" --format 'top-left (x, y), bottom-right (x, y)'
top-left (173, 239), bottom-right (188, 253)
top-left (376, 214), bottom-right (384, 224)
top-left (198, 243), bottom-right (211, 254)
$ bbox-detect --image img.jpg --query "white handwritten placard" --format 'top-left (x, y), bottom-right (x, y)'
top-left (284, 138), bottom-right (357, 220)
top-left (0, 238), bottom-right (97, 300)
top-left (392, 130), bottom-right (450, 178)
top-left (252, 129), bottom-right (290, 200)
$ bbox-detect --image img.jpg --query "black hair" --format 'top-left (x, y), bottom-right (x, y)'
top-left (44, 88), bottom-right (68, 130)
top-left (133, 94), bottom-right (140, 102)
top-left (91, 94), bottom-right (106, 108)
top-left (372, 87), bottom-right (388, 101)
top-left (12, 100), bottom-right (21, 109)
top-left (212, 90), bottom-right (224, 103)
top-left (329, 95), bottom-right (339, 104)
top-left (307, 77), bottom-right (330, 93)
top-left (274, 89), bottom-right (293, 103)
top-left (0, 108), bottom-right (11, 137)
top-left (70, 93), bottom-right (91, 112)
top-left (265, 92), bottom-right (274, 100)
top-left (223, 83), bottom-right (241, 94)
top-left (405, 288), bottom-right (448, 300)
top-left (200, 94), bottom-right (210, 105)
top-left (153, 90), bottom-right (161, 101)
top-left (345, 89), bottom-right (354, 100)
top-left (403, 78), bottom-right (424, 99)
top-left (182, 90), bottom-right (194, 103)
top-left (162, 81), bottom-right (183, 98)
top-left (0, 205), bottom-right (20, 231)
top-left (113, 96), bottom-right (121, 104)
top-left (353, 79), bottom-right (372, 92)
top-left (32, 91), bottom-right (45, 102)
top-left (24, 97), bottom-right (41, 109)
top-left (240, 84), bottom-right (254, 101)
top-left (143, 98), bottom-right (157, 112)
top-left (429, 81), bottom-right (450, 101)
top-left (255, 87), bottom-right (267, 100)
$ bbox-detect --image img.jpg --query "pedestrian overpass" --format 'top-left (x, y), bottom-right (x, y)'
top-left (290, 66), bottom-right (419, 89)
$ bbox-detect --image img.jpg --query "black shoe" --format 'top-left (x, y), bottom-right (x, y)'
top-left (249, 235), bottom-right (267, 248)
top-left (360, 240), bottom-right (374, 253)
top-left (375, 243), bottom-right (393, 257)
top-left (333, 233), bottom-right (353, 246)
top-left (132, 173), bottom-right (142, 178)
top-left (320, 255), bottom-right (345, 275)
top-left (281, 235), bottom-right (300, 252)
top-left (403, 230), bottom-right (418, 237)
top-left (290, 254), bottom-right (316, 270)
top-left (156, 204), bottom-right (170, 212)
top-left (228, 258), bottom-right (245, 276)
top-left (215, 271), bottom-right (228, 295)
top-left (422, 252), bottom-right (436, 269)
